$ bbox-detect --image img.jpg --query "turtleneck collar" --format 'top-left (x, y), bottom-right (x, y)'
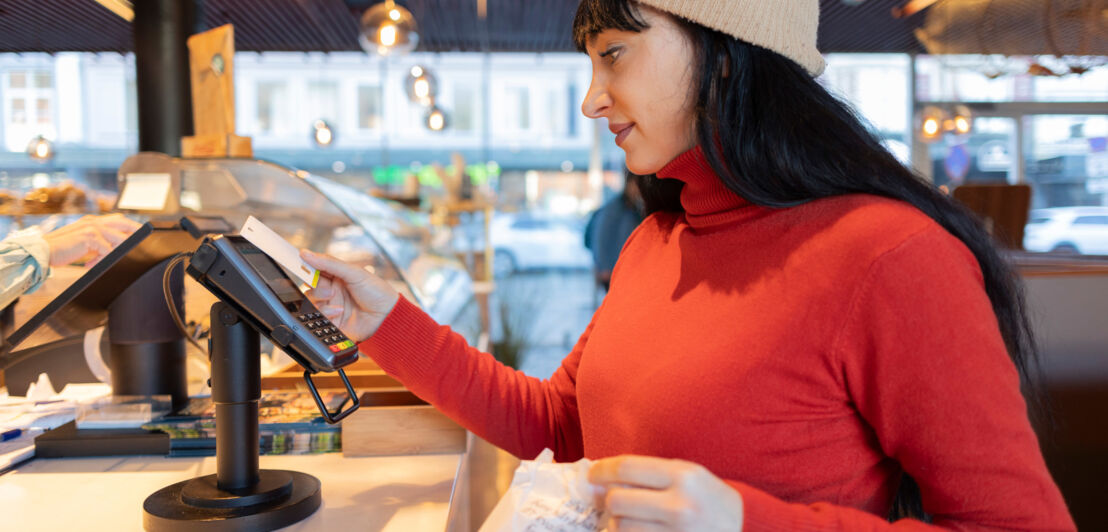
top-left (656, 146), bottom-right (759, 229)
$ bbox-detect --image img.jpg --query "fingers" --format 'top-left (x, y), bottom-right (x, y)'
top-left (45, 227), bottom-right (114, 266)
top-left (98, 213), bottom-right (142, 231)
top-left (589, 456), bottom-right (676, 490)
top-left (306, 273), bottom-right (338, 300)
top-left (608, 517), bottom-right (669, 532)
top-left (604, 486), bottom-right (675, 523)
top-left (98, 225), bottom-right (130, 247)
top-left (300, 249), bottom-right (371, 284)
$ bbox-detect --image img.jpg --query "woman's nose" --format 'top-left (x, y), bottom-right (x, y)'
top-left (581, 80), bottom-right (611, 119)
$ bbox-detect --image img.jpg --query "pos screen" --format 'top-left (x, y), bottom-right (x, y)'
top-left (237, 243), bottom-right (303, 304)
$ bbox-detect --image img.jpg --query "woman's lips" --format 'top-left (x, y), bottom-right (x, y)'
top-left (613, 124), bottom-right (634, 146)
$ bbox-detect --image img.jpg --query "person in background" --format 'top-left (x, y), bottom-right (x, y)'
top-left (584, 169), bottom-right (644, 292)
top-left (0, 214), bottom-right (141, 310)
top-left (300, 0), bottom-right (1074, 529)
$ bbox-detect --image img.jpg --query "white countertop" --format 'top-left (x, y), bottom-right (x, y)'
top-left (0, 452), bottom-right (462, 531)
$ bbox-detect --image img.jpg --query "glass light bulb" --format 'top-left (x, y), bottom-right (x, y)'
top-left (923, 118), bottom-right (939, 137)
top-left (26, 135), bottom-right (54, 160)
top-left (405, 66), bottom-right (438, 105)
top-left (312, 120), bottom-right (335, 147)
top-left (426, 107), bottom-right (447, 131)
top-left (954, 117), bottom-right (970, 134)
top-left (379, 24), bottom-right (397, 47)
top-left (359, 2), bottom-right (419, 56)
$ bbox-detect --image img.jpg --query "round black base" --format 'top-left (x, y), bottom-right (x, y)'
top-left (143, 470), bottom-right (321, 531)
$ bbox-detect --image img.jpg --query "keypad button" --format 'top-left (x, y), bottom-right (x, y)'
top-left (298, 314), bottom-right (308, 321)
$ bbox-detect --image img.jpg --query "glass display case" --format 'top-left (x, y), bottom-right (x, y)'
top-left (114, 152), bottom-right (474, 328)
top-left (1, 153), bottom-right (476, 395)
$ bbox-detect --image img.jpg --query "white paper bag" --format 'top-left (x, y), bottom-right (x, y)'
top-left (479, 449), bottom-right (607, 532)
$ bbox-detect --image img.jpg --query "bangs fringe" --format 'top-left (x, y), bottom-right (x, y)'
top-left (572, 0), bottom-right (650, 51)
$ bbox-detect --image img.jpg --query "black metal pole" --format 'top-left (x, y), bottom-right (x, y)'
top-left (144, 300), bottom-right (322, 529)
top-left (133, 0), bottom-right (195, 156)
top-left (209, 302), bottom-right (261, 491)
top-left (108, 258), bottom-right (188, 412)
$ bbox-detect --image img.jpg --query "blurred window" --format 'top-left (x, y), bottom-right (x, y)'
top-left (256, 81), bottom-right (289, 134)
top-left (453, 84), bottom-right (477, 132)
top-left (916, 56), bottom-right (1108, 102)
top-left (307, 81), bottom-right (338, 124)
top-left (501, 86), bottom-right (530, 131)
top-left (10, 99), bottom-right (25, 125)
top-left (34, 72), bottom-right (51, 89)
top-left (35, 98), bottom-right (49, 124)
top-left (357, 85), bottom-right (382, 130)
top-left (1073, 216), bottom-right (1108, 225)
top-left (4, 69), bottom-right (54, 151)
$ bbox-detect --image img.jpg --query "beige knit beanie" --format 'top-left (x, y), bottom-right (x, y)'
top-left (635, 0), bottom-right (825, 76)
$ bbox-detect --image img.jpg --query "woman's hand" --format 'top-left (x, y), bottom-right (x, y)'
top-left (589, 455), bottom-right (744, 532)
top-left (43, 213), bottom-right (142, 267)
top-left (299, 250), bottom-right (400, 343)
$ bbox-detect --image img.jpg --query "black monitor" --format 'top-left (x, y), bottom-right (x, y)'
top-left (0, 217), bottom-right (223, 406)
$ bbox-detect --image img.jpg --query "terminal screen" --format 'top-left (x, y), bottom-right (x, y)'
top-left (238, 244), bottom-right (302, 305)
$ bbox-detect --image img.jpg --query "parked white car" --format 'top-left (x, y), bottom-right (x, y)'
top-left (454, 212), bottom-right (593, 277)
top-left (1024, 206), bottom-right (1108, 255)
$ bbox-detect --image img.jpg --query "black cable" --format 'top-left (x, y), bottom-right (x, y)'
top-left (162, 252), bottom-right (207, 356)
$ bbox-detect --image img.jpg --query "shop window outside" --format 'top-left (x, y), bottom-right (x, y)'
top-left (916, 55), bottom-right (1108, 102)
top-left (821, 54), bottom-right (911, 162)
top-left (255, 81), bottom-right (291, 136)
top-left (509, 86), bottom-right (530, 131)
top-left (357, 85), bottom-right (383, 131)
top-left (4, 69), bottom-right (55, 152)
top-left (452, 84), bottom-right (477, 133)
top-left (306, 81), bottom-right (339, 129)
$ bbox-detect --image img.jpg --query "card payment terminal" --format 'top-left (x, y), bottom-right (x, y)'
top-left (186, 234), bottom-right (359, 423)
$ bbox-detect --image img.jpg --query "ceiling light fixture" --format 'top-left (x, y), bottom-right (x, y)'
top-left (312, 120), bottom-right (335, 147)
top-left (359, 1), bottom-right (419, 57)
top-left (27, 135), bottom-right (54, 161)
top-left (405, 65), bottom-right (438, 106)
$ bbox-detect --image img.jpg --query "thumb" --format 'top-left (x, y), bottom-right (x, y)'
top-left (300, 249), bottom-right (368, 284)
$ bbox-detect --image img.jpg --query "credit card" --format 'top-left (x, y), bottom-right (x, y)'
top-left (239, 216), bottom-right (320, 288)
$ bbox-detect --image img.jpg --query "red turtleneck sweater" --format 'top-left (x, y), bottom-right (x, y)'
top-left (360, 148), bottom-right (1074, 530)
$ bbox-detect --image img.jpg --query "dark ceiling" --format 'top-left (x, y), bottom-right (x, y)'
top-left (0, 0), bottom-right (929, 55)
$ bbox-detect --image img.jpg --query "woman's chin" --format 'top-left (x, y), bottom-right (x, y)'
top-left (625, 158), bottom-right (663, 176)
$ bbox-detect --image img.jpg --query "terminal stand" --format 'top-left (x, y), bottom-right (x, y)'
top-left (143, 302), bottom-right (321, 531)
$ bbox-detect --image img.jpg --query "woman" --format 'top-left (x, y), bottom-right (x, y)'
top-left (303, 0), bottom-right (1074, 529)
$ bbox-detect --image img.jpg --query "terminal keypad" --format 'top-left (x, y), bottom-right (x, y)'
top-left (297, 312), bottom-right (356, 352)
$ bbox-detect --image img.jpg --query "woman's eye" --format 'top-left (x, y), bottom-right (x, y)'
top-left (600, 47), bottom-right (622, 63)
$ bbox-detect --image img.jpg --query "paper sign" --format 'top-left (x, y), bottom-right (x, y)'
top-left (239, 216), bottom-right (319, 287)
top-left (117, 173), bottom-right (171, 211)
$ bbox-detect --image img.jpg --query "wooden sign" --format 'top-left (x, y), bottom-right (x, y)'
top-left (181, 24), bottom-right (252, 158)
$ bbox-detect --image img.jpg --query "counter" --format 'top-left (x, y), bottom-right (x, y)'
top-left (0, 451), bottom-right (468, 531)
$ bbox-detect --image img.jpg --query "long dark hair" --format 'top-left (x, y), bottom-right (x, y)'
top-left (574, 0), bottom-right (1043, 522)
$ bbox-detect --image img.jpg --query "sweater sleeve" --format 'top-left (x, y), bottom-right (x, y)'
top-left (358, 294), bottom-right (595, 462)
top-left (0, 227), bottom-right (50, 310)
top-left (731, 227), bottom-right (1074, 531)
